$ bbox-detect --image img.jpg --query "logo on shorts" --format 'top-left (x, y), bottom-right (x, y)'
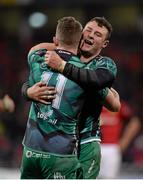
top-left (26, 150), bottom-right (51, 159)
top-left (88, 159), bottom-right (95, 174)
top-left (54, 172), bottom-right (65, 179)
top-left (26, 150), bottom-right (32, 158)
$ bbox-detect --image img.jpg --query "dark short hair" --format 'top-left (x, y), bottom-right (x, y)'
top-left (89, 17), bottom-right (113, 40)
top-left (56, 16), bottom-right (83, 46)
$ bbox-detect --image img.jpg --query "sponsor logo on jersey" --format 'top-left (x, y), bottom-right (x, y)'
top-left (37, 111), bottom-right (58, 125)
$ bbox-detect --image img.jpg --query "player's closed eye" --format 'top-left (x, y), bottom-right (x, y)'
top-left (95, 32), bottom-right (102, 38)
top-left (85, 28), bottom-right (92, 33)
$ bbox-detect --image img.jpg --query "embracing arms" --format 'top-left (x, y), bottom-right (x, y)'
top-left (45, 51), bottom-right (116, 90)
top-left (29, 42), bottom-right (116, 90)
top-left (22, 43), bottom-right (120, 112)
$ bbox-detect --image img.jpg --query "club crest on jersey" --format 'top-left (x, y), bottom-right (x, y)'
top-left (40, 62), bottom-right (47, 69)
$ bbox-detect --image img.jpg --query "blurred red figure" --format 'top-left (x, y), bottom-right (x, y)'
top-left (99, 101), bottom-right (140, 178)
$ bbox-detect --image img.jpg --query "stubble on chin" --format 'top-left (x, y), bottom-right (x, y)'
top-left (80, 49), bottom-right (92, 58)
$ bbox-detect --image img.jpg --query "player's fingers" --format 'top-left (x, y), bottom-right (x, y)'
top-left (38, 99), bottom-right (51, 105)
top-left (40, 88), bottom-right (57, 96)
top-left (47, 95), bottom-right (56, 99)
top-left (35, 81), bottom-right (46, 87)
top-left (47, 86), bottom-right (55, 89)
top-left (47, 87), bottom-right (57, 94)
top-left (41, 95), bottom-right (56, 99)
top-left (46, 90), bottom-right (57, 95)
top-left (40, 86), bottom-right (56, 91)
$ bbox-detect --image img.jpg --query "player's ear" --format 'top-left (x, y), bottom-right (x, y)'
top-left (53, 36), bottom-right (59, 46)
top-left (103, 40), bottom-right (109, 48)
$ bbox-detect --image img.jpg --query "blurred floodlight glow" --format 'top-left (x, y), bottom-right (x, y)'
top-left (29, 12), bottom-right (47, 28)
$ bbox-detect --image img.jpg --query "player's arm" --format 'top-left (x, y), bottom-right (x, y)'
top-left (119, 116), bottom-right (141, 152)
top-left (28, 42), bottom-right (56, 55)
top-left (45, 51), bottom-right (116, 90)
top-left (22, 43), bottom-right (57, 104)
top-left (103, 88), bottom-right (121, 112)
top-left (22, 81), bottom-right (56, 104)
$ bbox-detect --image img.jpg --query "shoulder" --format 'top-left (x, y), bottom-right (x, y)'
top-left (28, 49), bottom-right (47, 64)
top-left (97, 56), bottom-right (116, 66)
top-left (96, 56), bottom-right (117, 76)
top-left (68, 55), bottom-right (85, 68)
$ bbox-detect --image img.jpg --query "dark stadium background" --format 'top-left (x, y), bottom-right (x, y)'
top-left (0, 0), bottom-right (143, 178)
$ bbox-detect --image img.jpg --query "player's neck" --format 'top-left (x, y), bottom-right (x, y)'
top-left (57, 45), bottom-right (78, 55)
top-left (80, 54), bottom-right (97, 63)
top-left (80, 49), bottom-right (101, 62)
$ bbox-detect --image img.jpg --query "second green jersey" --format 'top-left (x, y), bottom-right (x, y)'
top-left (79, 55), bottom-right (117, 144)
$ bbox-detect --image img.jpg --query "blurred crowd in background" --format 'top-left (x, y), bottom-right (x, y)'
top-left (0, 0), bottom-right (143, 177)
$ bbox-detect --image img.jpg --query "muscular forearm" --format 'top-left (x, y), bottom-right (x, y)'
top-left (29, 43), bottom-right (55, 55)
top-left (103, 88), bottom-right (121, 112)
top-left (45, 51), bottom-right (116, 90)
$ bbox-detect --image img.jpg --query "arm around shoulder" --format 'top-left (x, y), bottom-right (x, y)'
top-left (28, 42), bottom-right (56, 55)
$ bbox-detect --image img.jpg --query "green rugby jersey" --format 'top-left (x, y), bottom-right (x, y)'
top-left (79, 55), bottom-right (117, 144)
top-left (23, 49), bottom-right (86, 155)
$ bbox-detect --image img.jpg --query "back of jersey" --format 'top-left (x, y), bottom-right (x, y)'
top-left (23, 49), bottom-right (85, 155)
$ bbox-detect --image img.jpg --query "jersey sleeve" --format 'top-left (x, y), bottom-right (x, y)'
top-left (95, 56), bottom-right (117, 77)
top-left (98, 87), bottom-right (109, 101)
top-left (63, 56), bottom-right (117, 90)
top-left (28, 49), bottom-right (47, 86)
top-left (21, 81), bottom-right (30, 100)
top-left (22, 49), bottom-right (47, 100)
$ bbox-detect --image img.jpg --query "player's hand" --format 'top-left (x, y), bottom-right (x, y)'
top-left (2, 95), bottom-right (15, 113)
top-left (45, 51), bottom-right (66, 72)
top-left (27, 82), bottom-right (56, 104)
